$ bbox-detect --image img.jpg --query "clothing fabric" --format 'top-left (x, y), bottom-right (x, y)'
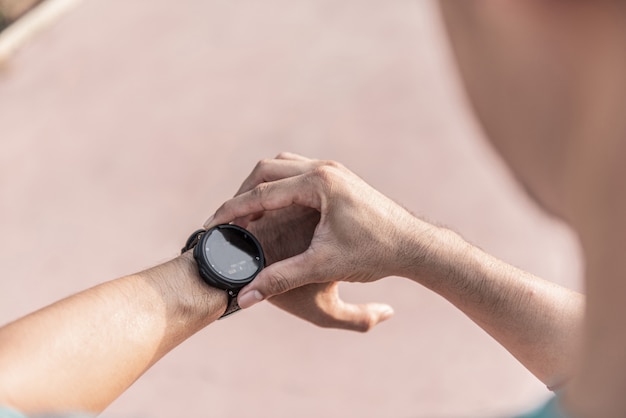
top-left (0, 407), bottom-right (26, 418)
top-left (0, 407), bottom-right (93, 418)
top-left (515, 397), bottom-right (571, 418)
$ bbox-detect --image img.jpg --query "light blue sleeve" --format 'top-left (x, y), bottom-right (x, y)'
top-left (0, 407), bottom-right (94, 418)
top-left (515, 397), bottom-right (571, 418)
top-left (0, 407), bottom-right (27, 418)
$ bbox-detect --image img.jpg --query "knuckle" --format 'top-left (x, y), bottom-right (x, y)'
top-left (253, 158), bottom-right (273, 175)
top-left (312, 312), bottom-right (375, 333)
top-left (245, 160), bottom-right (272, 189)
top-left (322, 159), bottom-right (344, 170)
top-left (356, 317), bottom-right (375, 333)
top-left (315, 317), bottom-right (335, 329)
top-left (251, 182), bottom-right (269, 198)
top-left (306, 310), bottom-right (341, 330)
top-left (265, 271), bottom-right (291, 295)
top-left (275, 152), bottom-right (292, 159)
top-left (309, 165), bottom-right (338, 185)
top-left (320, 319), bottom-right (373, 333)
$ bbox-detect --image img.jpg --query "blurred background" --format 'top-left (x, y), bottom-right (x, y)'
top-left (0, 1), bottom-right (583, 417)
top-left (0, 0), bottom-right (43, 30)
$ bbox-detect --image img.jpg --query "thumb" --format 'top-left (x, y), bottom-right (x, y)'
top-left (321, 301), bottom-right (394, 333)
top-left (237, 254), bottom-right (314, 309)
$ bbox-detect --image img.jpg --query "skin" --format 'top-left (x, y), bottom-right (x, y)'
top-left (0, 199), bottom-right (388, 414)
top-left (253, 206), bottom-right (394, 332)
top-left (439, 2), bottom-right (626, 416)
top-left (2, 2), bottom-right (624, 416)
top-left (0, 253), bottom-right (227, 413)
top-left (205, 4), bottom-right (626, 417)
top-left (206, 153), bottom-right (583, 390)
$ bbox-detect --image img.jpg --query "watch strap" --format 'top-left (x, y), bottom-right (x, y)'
top-left (221, 290), bottom-right (242, 319)
top-left (181, 228), bottom-right (241, 319)
top-left (181, 229), bottom-right (205, 254)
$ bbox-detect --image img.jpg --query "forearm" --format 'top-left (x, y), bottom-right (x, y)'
top-left (0, 252), bottom-right (227, 414)
top-left (403, 226), bottom-right (584, 388)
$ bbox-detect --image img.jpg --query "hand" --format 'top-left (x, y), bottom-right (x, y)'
top-left (245, 203), bottom-right (393, 332)
top-left (205, 153), bottom-right (433, 311)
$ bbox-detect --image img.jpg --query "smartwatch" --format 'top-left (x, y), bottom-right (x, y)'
top-left (181, 224), bottom-right (265, 319)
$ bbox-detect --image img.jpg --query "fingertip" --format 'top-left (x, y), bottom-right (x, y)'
top-left (202, 214), bottom-right (215, 229)
top-left (378, 305), bottom-right (394, 323)
top-left (358, 304), bottom-right (394, 331)
top-left (339, 303), bottom-right (395, 332)
top-left (238, 289), bottom-right (265, 309)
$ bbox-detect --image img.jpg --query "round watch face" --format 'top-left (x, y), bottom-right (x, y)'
top-left (195, 224), bottom-right (264, 290)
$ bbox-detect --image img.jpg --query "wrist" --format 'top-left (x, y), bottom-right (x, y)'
top-left (397, 222), bottom-right (473, 291)
top-left (144, 252), bottom-right (229, 327)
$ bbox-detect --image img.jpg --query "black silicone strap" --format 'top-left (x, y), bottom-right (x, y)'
top-left (181, 229), bottom-right (205, 254)
top-left (181, 229), bottom-right (240, 319)
top-left (221, 290), bottom-right (242, 318)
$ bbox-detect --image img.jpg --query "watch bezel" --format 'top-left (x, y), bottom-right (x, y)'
top-left (192, 224), bottom-right (265, 291)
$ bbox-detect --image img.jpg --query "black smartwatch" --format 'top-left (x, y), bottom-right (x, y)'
top-left (181, 224), bottom-right (265, 319)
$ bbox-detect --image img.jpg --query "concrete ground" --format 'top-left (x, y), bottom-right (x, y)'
top-left (0, 1), bottom-right (582, 417)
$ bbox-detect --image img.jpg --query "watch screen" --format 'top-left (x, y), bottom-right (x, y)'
top-left (204, 227), bottom-right (262, 282)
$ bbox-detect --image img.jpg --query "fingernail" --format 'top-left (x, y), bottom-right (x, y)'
top-left (203, 215), bottom-right (215, 229)
top-left (238, 290), bottom-right (264, 309)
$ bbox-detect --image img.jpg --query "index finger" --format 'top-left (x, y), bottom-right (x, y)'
top-left (234, 158), bottom-right (317, 197)
top-left (204, 174), bottom-right (323, 229)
